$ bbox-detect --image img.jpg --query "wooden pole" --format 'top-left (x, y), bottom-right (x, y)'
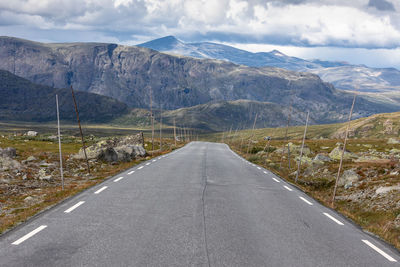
top-left (159, 104), bottom-right (162, 152)
top-left (56, 95), bottom-right (64, 190)
top-left (280, 106), bottom-right (293, 168)
top-left (150, 88), bottom-right (154, 152)
top-left (246, 113), bottom-right (258, 154)
top-left (173, 118), bottom-right (177, 146)
top-left (331, 93), bottom-right (357, 207)
top-left (295, 111), bottom-right (310, 183)
top-left (70, 86), bottom-right (90, 175)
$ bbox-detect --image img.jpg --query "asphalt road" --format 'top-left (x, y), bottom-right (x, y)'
top-left (0, 142), bottom-right (399, 266)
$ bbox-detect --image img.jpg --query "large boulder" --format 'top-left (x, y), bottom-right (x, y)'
top-left (329, 146), bottom-right (356, 160)
top-left (26, 131), bottom-right (38, 137)
top-left (338, 169), bottom-right (360, 187)
top-left (314, 153), bottom-right (332, 162)
top-left (0, 147), bottom-right (16, 158)
top-left (0, 156), bottom-right (21, 171)
top-left (74, 133), bottom-right (146, 162)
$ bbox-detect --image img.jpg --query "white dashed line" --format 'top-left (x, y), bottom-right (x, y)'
top-left (64, 201), bottom-right (85, 213)
top-left (146, 163), bottom-right (151, 166)
top-left (12, 225), bottom-right (47, 245)
top-left (128, 171), bottom-right (135, 175)
top-left (272, 178), bottom-right (280, 183)
top-left (257, 167), bottom-right (261, 170)
top-left (137, 166), bottom-right (144, 170)
top-left (299, 197), bottom-right (313, 205)
top-left (362, 240), bottom-right (397, 262)
top-left (114, 177), bottom-right (124, 182)
top-left (152, 160), bottom-right (156, 162)
top-left (323, 213), bottom-right (344, 225)
top-left (284, 185), bottom-right (293, 191)
top-left (94, 186), bottom-right (108, 194)
top-left (263, 171), bottom-right (267, 174)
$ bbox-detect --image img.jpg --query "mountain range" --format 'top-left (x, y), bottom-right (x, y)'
top-left (0, 36), bottom-right (398, 130)
top-left (138, 36), bottom-right (400, 94)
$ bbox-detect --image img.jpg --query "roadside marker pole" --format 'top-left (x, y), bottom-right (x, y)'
top-left (331, 93), bottom-right (357, 206)
top-left (56, 95), bottom-right (64, 190)
top-left (295, 111), bottom-right (309, 183)
top-left (159, 104), bottom-right (162, 152)
top-left (246, 113), bottom-right (258, 154)
top-left (150, 88), bottom-right (154, 153)
top-left (173, 118), bottom-right (177, 147)
top-left (71, 86), bottom-right (90, 175)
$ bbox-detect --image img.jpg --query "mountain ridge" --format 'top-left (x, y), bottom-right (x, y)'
top-left (138, 36), bottom-right (400, 94)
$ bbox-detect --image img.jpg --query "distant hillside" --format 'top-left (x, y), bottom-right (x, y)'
top-left (0, 70), bottom-right (128, 122)
top-left (0, 36), bottom-right (397, 126)
top-left (161, 100), bottom-right (310, 131)
top-left (139, 36), bottom-right (400, 95)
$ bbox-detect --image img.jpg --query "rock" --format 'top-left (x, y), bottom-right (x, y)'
top-left (73, 134), bottom-right (146, 162)
top-left (383, 120), bottom-right (394, 135)
top-left (295, 156), bottom-right (313, 165)
top-left (387, 138), bottom-right (400, 144)
top-left (389, 148), bottom-right (400, 154)
top-left (339, 169), bottom-right (360, 187)
top-left (390, 171), bottom-right (399, 176)
top-left (0, 157), bottom-right (21, 171)
top-left (354, 155), bottom-right (382, 163)
top-left (362, 144), bottom-right (373, 148)
top-left (394, 214), bottom-right (400, 228)
top-left (26, 131), bottom-right (38, 137)
top-left (98, 147), bottom-right (118, 162)
top-left (26, 156), bottom-right (37, 162)
top-left (375, 185), bottom-right (400, 195)
top-left (0, 147), bottom-right (16, 158)
top-left (329, 146), bottom-right (356, 160)
top-left (37, 168), bottom-right (52, 181)
top-left (314, 153), bottom-right (332, 162)
top-left (24, 196), bottom-right (35, 203)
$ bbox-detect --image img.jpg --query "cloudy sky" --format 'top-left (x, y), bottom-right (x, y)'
top-left (1, 0), bottom-right (400, 68)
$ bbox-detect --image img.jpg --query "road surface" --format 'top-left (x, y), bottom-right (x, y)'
top-left (0, 142), bottom-right (399, 266)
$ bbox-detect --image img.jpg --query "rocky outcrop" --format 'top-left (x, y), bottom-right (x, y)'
top-left (339, 169), bottom-right (360, 188)
top-left (329, 146), bottom-right (356, 160)
top-left (74, 133), bottom-right (146, 162)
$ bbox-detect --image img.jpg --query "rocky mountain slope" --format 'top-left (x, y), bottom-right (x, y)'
top-left (161, 100), bottom-right (308, 131)
top-left (0, 70), bottom-right (128, 122)
top-left (0, 36), bottom-right (397, 126)
top-left (139, 36), bottom-right (400, 94)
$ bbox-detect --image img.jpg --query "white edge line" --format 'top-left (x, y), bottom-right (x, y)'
top-left (299, 196), bottom-right (313, 205)
top-left (12, 225), bottom-right (47, 245)
top-left (323, 212), bottom-right (344, 225)
top-left (64, 201), bottom-right (85, 213)
top-left (272, 178), bottom-right (280, 183)
top-left (94, 186), bottom-right (108, 194)
top-left (362, 240), bottom-right (397, 262)
top-left (128, 171), bottom-right (135, 175)
top-left (284, 185), bottom-right (293, 191)
top-left (114, 177), bottom-right (124, 182)
top-left (138, 166), bottom-right (144, 170)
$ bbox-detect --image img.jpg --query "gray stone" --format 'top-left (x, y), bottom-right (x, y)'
top-left (98, 147), bottom-right (118, 162)
top-left (26, 156), bottom-right (37, 162)
top-left (338, 169), bottom-right (360, 187)
top-left (0, 157), bottom-right (21, 171)
top-left (375, 185), bottom-right (400, 195)
top-left (314, 154), bottom-right (332, 162)
top-left (0, 147), bottom-right (16, 158)
top-left (329, 146), bottom-right (356, 160)
top-left (24, 196), bottom-right (35, 203)
top-left (26, 131), bottom-right (38, 137)
top-left (387, 138), bottom-right (400, 144)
